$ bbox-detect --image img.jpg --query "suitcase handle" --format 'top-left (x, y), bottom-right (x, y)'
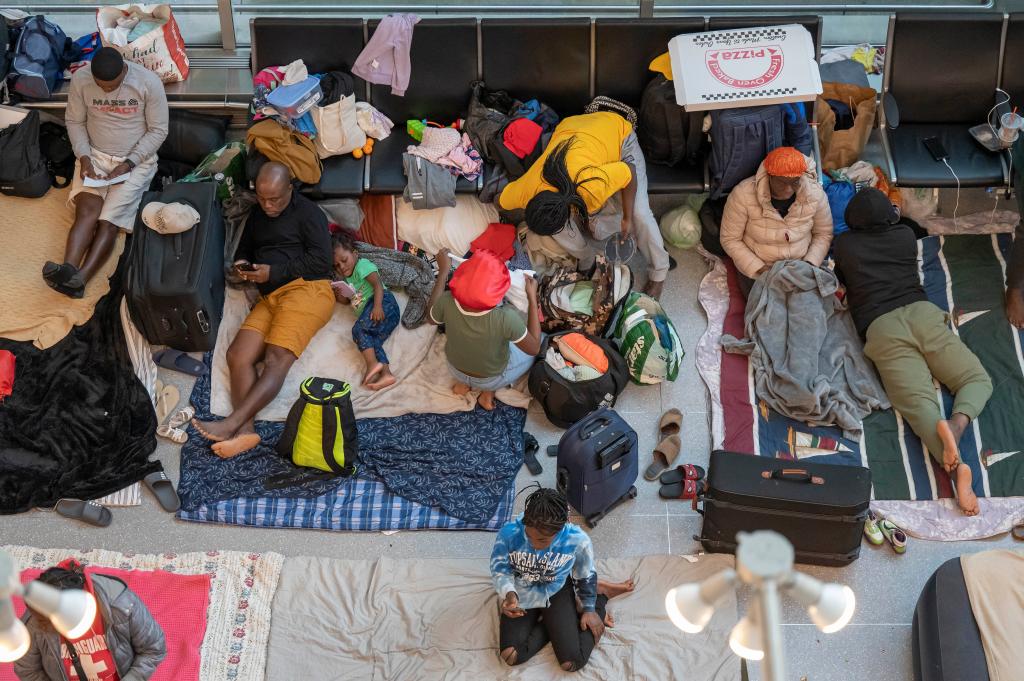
top-left (763, 469), bottom-right (824, 485)
top-left (579, 416), bottom-right (611, 440)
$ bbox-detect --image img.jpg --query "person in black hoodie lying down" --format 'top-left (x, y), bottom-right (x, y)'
top-left (832, 188), bottom-right (992, 516)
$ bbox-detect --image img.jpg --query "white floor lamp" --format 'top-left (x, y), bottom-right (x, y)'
top-left (0, 549), bottom-right (98, 662)
top-left (665, 530), bottom-right (857, 681)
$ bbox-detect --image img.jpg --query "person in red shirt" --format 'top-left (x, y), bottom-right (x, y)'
top-left (14, 560), bottom-right (165, 681)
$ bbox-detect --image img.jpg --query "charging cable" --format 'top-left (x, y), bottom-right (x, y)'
top-left (941, 158), bottom-right (961, 233)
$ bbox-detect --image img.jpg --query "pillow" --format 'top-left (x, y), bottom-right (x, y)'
top-left (555, 333), bottom-right (609, 374)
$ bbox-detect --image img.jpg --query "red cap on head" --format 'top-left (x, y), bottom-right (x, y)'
top-left (449, 250), bottom-right (511, 311)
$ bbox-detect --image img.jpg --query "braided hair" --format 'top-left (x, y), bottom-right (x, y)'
top-left (524, 137), bottom-right (603, 237)
top-left (522, 486), bottom-right (569, 535)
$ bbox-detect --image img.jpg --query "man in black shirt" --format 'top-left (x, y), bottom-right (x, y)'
top-left (833, 188), bottom-right (991, 516)
top-left (193, 162), bottom-right (335, 457)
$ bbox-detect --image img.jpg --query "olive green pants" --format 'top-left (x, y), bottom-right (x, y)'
top-left (863, 301), bottom-right (993, 460)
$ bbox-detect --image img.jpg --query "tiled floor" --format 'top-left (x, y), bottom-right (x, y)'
top-left (4, 208), bottom-right (1021, 681)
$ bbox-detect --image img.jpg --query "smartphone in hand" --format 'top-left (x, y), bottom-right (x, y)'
top-left (235, 261), bottom-right (257, 272)
top-left (331, 280), bottom-right (357, 297)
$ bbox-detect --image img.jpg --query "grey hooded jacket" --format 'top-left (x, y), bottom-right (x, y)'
top-left (14, 574), bottom-right (166, 681)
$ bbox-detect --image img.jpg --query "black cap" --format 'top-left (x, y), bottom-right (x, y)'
top-left (91, 47), bottom-right (125, 82)
top-left (844, 187), bottom-right (900, 230)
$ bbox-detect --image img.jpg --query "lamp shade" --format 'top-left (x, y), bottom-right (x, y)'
top-left (665, 568), bottom-right (737, 634)
top-left (51, 590), bottom-right (97, 639)
top-left (665, 583), bottom-right (712, 633)
top-left (728, 600), bottom-right (765, 661)
top-left (0, 598), bottom-right (30, 662)
top-left (22, 581), bottom-right (97, 639)
top-left (809, 584), bottom-right (856, 634)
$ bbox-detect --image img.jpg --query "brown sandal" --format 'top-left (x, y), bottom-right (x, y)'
top-left (658, 408), bottom-right (682, 438)
top-left (644, 434), bottom-right (681, 481)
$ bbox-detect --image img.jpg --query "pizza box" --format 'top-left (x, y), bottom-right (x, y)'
top-left (668, 23), bottom-right (822, 112)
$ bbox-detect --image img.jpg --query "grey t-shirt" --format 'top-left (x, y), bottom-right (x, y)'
top-left (66, 61), bottom-right (169, 165)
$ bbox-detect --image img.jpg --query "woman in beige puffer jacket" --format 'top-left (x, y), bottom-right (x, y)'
top-left (719, 150), bottom-right (833, 281)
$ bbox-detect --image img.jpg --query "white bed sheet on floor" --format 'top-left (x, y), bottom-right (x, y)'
top-left (266, 553), bottom-right (739, 681)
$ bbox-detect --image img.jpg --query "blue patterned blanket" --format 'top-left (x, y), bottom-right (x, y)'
top-left (177, 359), bottom-right (526, 526)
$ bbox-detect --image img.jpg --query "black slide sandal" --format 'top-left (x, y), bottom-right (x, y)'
top-left (143, 471), bottom-right (181, 512)
top-left (54, 499), bottom-right (113, 527)
top-left (522, 432), bottom-right (542, 475)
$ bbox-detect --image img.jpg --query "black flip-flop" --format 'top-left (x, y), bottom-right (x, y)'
top-left (523, 432), bottom-right (542, 475)
top-left (54, 499), bottom-right (112, 527)
top-left (658, 478), bottom-right (704, 501)
top-left (658, 463), bottom-right (707, 485)
top-left (143, 471), bottom-right (181, 512)
top-left (153, 349), bottom-right (209, 377)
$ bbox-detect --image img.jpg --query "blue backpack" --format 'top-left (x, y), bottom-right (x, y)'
top-left (11, 16), bottom-right (70, 100)
top-left (825, 180), bottom-right (857, 236)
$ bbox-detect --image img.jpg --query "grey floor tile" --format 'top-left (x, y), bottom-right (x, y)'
top-left (746, 624), bottom-right (913, 681)
top-left (583, 513), bottom-right (670, 558)
top-left (668, 516), bottom-right (704, 556)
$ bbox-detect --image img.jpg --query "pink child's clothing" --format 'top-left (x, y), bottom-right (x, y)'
top-left (352, 13), bottom-right (420, 96)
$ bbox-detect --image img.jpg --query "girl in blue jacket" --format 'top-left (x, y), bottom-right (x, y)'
top-left (490, 487), bottom-right (633, 672)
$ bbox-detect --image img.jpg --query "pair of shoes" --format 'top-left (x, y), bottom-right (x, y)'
top-left (657, 465), bottom-right (706, 500)
top-left (42, 261), bottom-right (86, 299)
top-left (866, 510), bottom-right (907, 554)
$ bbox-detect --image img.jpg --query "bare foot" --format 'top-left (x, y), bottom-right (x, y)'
top-left (1007, 288), bottom-right (1024, 329)
top-left (604, 610), bottom-right (616, 628)
top-left (936, 420), bottom-right (961, 471)
top-left (367, 365), bottom-right (397, 391)
top-left (452, 382), bottom-right (471, 396)
top-left (597, 579), bottom-right (635, 600)
top-left (192, 418), bottom-right (236, 443)
top-left (362, 362), bottom-right (385, 386)
top-left (478, 391), bottom-right (496, 411)
top-left (953, 463), bottom-right (980, 516)
top-left (212, 433), bottom-right (262, 459)
top-left (642, 279), bottom-right (665, 299)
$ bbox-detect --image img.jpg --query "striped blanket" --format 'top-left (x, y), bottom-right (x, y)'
top-left (701, 234), bottom-right (1024, 537)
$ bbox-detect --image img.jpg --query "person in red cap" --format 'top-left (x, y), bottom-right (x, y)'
top-left (719, 146), bottom-right (833, 297)
top-left (427, 249), bottom-right (541, 410)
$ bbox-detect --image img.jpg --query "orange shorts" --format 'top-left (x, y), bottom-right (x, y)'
top-left (241, 278), bottom-right (335, 357)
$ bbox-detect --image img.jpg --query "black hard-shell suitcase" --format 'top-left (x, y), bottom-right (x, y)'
top-left (128, 181), bottom-right (225, 351)
top-left (556, 407), bottom-right (638, 527)
top-left (697, 450), bottom-right (871, 567)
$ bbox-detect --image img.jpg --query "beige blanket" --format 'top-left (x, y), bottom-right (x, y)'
top-left (267, 554), bottom-right (739, 681)
top-left (961, 549), bottom-right (1024, 681)
top-left (396, 194), bottom-right (497, 255)
top-left (0, 188), bottom-right (124, 349)
top-left (210, 286), bottom-right (531, 421)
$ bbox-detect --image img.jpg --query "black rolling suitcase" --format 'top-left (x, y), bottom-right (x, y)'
top-left (128, 181), bottom-right (225, 351)
top-left (697, 450), bottom-right (871, 566)
top-left (555, 407), bottom-right (638, 527)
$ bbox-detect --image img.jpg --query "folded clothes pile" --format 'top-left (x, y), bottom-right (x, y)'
top-left (544, 333), bottom-right (608, 383)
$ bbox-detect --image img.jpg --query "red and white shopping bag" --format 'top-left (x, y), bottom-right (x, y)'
top-left (97, 4), bottom-right (189, 83)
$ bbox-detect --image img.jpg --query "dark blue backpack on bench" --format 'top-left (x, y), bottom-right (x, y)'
top-left (11, 16), bottom-right (70, 100)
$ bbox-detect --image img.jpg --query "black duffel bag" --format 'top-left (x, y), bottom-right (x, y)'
top-left (528, 331), bottom-right (629, 429)
top-left (697, 450), bottom-right (872, 567)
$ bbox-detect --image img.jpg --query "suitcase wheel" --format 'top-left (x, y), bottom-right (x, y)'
top-left (627, 486), bottom-right (638, 499)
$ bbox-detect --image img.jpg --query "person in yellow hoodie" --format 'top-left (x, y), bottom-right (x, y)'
top-left (498, 112), bottom-right (672, 299)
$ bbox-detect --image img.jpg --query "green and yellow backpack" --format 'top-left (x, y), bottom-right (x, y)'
top-left (275, 377), bottom-right (359, 476)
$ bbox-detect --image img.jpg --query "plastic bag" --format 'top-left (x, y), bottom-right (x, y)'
top-left (96, 4), bottom-right (189, 83)
top-left (659, 204), bottom-right (702, 249)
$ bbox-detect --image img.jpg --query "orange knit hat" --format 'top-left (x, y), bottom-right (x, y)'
top-left (763, 147), bottom-right (807, 177)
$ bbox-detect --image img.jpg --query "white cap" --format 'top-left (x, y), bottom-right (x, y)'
top-left (142, 201), bottom-right (200, 235)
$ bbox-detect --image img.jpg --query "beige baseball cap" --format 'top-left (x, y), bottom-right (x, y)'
top-left (142, 201), bottom-right (200, 235)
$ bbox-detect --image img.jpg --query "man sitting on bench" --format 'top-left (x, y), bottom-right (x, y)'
top-left (43, 47), bottom-right (168, 298)
top-left (833, 188), bottom-right (991, 516)
top-left (193, 162), bottom-right (335, 458)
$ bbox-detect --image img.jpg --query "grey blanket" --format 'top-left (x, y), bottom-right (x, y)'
top-left (356, 242), bottom-right (436, 328)
top-left (721, 259), bottom-right (889, 433)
